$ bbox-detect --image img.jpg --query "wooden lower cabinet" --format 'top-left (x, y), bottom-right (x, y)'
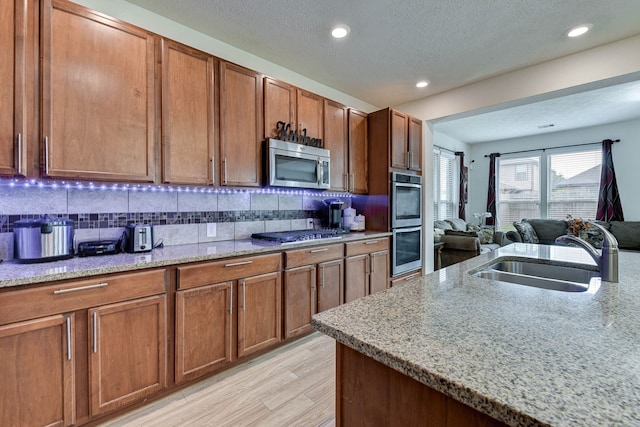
top-left (0, 314), bottom-right (75, 427)
top-left (317, 258), bottom-right (344, 312)
top-left (237, 271), bottom-right (282, 358)
top-left (175, 282), bottom-right (233, 384)
top-left (345, 238), bottom-right (390, 303)
top-left (88, 295), bottom-right (167, 416)
top-left (344, 254), bottom-right (369, 303)
top-left (283, 265), bottom-right (317, 339)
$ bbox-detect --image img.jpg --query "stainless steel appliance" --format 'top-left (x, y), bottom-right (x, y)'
top-left (391, 172), bottom-right (422, 228)
top-left (320, 198), bottom-right (344, 229)
top-left (266, 138), bottom-right (330, 189)
top-left (125, 224), bottom-right (153, 253)
top-left (251, 229), bottom-right (343, 244)
top-left (13, 215), bottom-right (75, 263)
top-left (392, 226), bottom-right (423, 275)
top-left (390, 172), bottom-right (423, 276)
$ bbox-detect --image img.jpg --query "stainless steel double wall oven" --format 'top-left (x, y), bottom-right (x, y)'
top-left (390, 172), bottom-right (423, 276)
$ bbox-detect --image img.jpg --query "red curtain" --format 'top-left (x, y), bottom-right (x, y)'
top-left (596, 139), bottom-right (624, 221)
top-left (485, 153), bottom-right (499, 226)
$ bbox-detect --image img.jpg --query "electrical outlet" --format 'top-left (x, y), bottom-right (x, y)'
top-left (207, 223), bottom-right (217, 237)
top-left (306, 218), bottom-right (314, 229)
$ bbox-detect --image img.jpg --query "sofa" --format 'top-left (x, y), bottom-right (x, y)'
top-left (506, 219), bottom-right (640, 251)
top-left (434, 218), bottom-right (510, 268)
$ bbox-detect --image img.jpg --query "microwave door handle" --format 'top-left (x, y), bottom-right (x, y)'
top-left (317, 158), bottom-right (322, 187)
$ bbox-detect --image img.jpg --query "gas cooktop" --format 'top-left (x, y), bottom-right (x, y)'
top-left (251, 229), bottom-right (346, 244)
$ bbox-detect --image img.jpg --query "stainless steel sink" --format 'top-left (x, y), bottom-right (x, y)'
top-left (471, 260), bottom-right (600, 292)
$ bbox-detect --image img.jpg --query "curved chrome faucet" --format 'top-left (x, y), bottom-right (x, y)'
top-left (555, 222), bottom-right (619, 282)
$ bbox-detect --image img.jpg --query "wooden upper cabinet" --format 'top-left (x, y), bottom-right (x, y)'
top-left (41, 0), bottom-right (156, 182)
top-left (297, 89), bottom-right (324, 141)
top-left (324, 99), bottom-right (348, 192)
top-left (348, 109), bottom-right (368, 194)
top-left (220, 61), bottom-right (263, 186)
top-left (161, 40), bottom-right (216, 185)
top-left (390, 109), bottom-right (408, 170)
top-left (0, 0), bottom-right (36, 177)
top-left (263, 77), bottom-right (296, 139)
top-left (408, 116), bottom-right (422, 172)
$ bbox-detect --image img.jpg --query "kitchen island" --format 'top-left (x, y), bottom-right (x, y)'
top-left (312, 243), bottom-right (640, 426)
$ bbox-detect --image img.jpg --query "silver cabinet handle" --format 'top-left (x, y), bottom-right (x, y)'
top-left (66, 316), bottom-right (72, 361)
top-left (310, 248), bottom-right (328, 253)
top-left (344, 173), bottom-right (349, 192)
top-left (53, 282), bottom-right (108, 294)
top-left (320, 265), bottom-right (325, 289)
top-left (210, 157), bottom-right (215, 184)
top-left (371, 256), bottom-right (375, 274)
top-left (224, 260), bottom-right (253, 267)
top-left (92, 312), bottom-right (97, 353)
top-left (44, 136), bottom-right (50, 175)
top-left (408, 151), bottom-right (413, 169)
top-left (365, 240), bottom-right (380, 245)
top-left (16, 133), bottom-right (23, 176)
top-left (229, 283), bottom-right (233, 315)
top-left (403, 273), bottom-right (419, 281)
top-left (241, 280), bottom-right (246, 310)
top-left (350, 173), bottom-right (355, 192)
top-left (223, 157), bottom-right (228, 184)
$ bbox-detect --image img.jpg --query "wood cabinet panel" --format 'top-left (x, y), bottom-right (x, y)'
top-left (369, 250), bottom-right (389, 295)
top-left (297, 89), bottom-right (323, 141)
top-left (324, 99), bottom-right (349, 192)
top-left (263, 77), bottom-right (295, 139)
top-left (284, 265), bottom-right (316, 339)
top-left (317, 258), bottom-right (344, 312)
top-left (390, 109), bottom-right (408, 169)
top-left (175, 282), bottom-right (233, 383)
top-left (390, 270), bottom-right (422, 287)
top-left (0, 269), bottom-right (166, 326)
top-left (89, 295), bottom-right (167, 416)
top-left (237, 271), bottom-right (282, 358)
top-left (408, 116), bottom-right (422, 172)
top-left (219, 61), bottom-right (263, 186)
top-left (348, 109), bottom-right (368, 194)
top-left (344, 254), bottom-right (368, 303)
top-left (177, 253), bottom-right (281, 289)
top-left (41, 0), bottom-right (156, 182)
top-left (161, 39), bottom-right (216, 185)
top-left (285, 244), bottom-right (343, 269)
top-left (0, 314), bottom-right (75, 427)
top-left (345, 237), bottom-right (389, 257)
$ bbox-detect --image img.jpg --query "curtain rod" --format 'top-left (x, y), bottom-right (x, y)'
top-left (483, 139), bottom-right (620, 158)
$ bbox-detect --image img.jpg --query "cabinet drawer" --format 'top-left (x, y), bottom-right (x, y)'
top-left (178, 253), bottom-right (282, 289)
top-left (285, 244), bottom-right (343, 269)
top-left (345, 238), bottom-right (389, 257)
top-left (0, 269), bottom-right (166, 326)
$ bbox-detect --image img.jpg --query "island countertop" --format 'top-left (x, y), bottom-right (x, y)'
top-left (312, 243), bottom-right (640, 427)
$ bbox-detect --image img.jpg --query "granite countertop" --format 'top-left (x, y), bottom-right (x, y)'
top-left (313, 243), bottom-right (640, 427)
top-left (0, 231), bottom-right (390, 289)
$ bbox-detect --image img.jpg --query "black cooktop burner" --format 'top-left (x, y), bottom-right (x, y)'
top-left (251, 229), bottom-right (346, 243)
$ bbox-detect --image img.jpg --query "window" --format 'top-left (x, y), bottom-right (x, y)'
top-left (433, 149), bottom-right (458, 220)
top-left (495, 147), bottom-right (601, 230)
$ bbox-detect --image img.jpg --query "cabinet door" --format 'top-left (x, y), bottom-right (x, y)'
top-left (390, 109), bottom-right (408, 170)
top-left (0, 0), bottom-right (27, 177)
top-left (345, 254), bottom-right (369, 303)
top-left (325, 99), bottom-right (349, 192)
top-left (237, 271), bottom-right (282, 358)
top-left (348, 109), bottom-right (368, 194)
top-left (41, 0), bottom-right (156, 182)
top-left (0, 314), bottom-right (75, 427)
top-left (369, 250), bottom-right (390, 295)
top-left (175, 282), bottom-right (233, 384)
top-left (318, 258), bottom-right (344, 312)
top-left (220, 61), bottom-right (263, 186)
top-left (264, 77), bottom-right (296, 139)
top-left (284, 265), bottom-right (316, 339)
top-left (161, 40), bottom-right (216, 185)
top-left (89, 295), bottom-right (167, 416)
top-left (297, 89), bottom-right (323, 141)
top-left (408, 116), bottom-right (422, 173)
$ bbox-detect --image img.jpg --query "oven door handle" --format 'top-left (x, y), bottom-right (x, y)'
top-left (394, 225), bottom-right (423, 233)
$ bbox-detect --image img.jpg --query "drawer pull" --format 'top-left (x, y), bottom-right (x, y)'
top-left (224, 260), bottom-right (253, 268)
top-left (364, 240), bottom-right (380, 245)
top-left (53, 282), bottom-right (109, 294)
top-left (309, 248), bottom-right (329, 253)
top-left (404, 273), bottom-right (419, 281)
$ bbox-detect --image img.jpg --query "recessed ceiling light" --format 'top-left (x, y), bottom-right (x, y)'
top-left (566, 24), bottom-right (592, 38)
top-left (331, 24), bottom-right (350, 39)
top-left (416, 81), bottom-right (429, 88)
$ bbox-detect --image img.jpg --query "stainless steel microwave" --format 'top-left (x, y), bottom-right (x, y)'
top-left (266, 139), bottom-right (330, 189)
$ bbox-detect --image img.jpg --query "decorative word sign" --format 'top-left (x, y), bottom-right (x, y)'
top-left (275, 121), bottom-right (323, 148)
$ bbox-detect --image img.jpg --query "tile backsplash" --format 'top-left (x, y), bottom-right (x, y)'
top-left (0, 185), bottom-right (355, 260)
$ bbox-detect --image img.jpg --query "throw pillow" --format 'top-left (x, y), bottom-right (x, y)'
top-left (445, 218), bottom-right (468, 232)
top-left (477, 227), bottom-right (495, 244)
top-left (434, 220), bottom-right (453, 231)
top-left (434, 228), bottom-right (445, 242)
top-left (513, 221), bottom-right (540, 244)
top-left (444, 229), bottom-right (478, 237)
top-left (466, 224), bottom-right (481, 233)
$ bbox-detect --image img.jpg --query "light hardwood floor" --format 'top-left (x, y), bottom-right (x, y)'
top-left (99, 333), bottom-right (336, 427)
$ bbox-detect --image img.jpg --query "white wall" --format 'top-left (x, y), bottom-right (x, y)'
top-left (467, 118), bottom-right (640, 222)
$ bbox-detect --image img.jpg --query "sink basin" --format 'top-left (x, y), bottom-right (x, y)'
top-left (471, 260), bottom-right (600, 292)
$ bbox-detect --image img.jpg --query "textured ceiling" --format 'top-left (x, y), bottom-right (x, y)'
top-left (123, 0), bottom-right (640, 141)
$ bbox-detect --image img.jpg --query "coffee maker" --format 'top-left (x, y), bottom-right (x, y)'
top-left (320, 198), bottom-right (344, 230)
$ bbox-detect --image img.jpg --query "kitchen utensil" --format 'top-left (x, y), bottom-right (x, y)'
top-left (13, 215), bottom-right (74, 263)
